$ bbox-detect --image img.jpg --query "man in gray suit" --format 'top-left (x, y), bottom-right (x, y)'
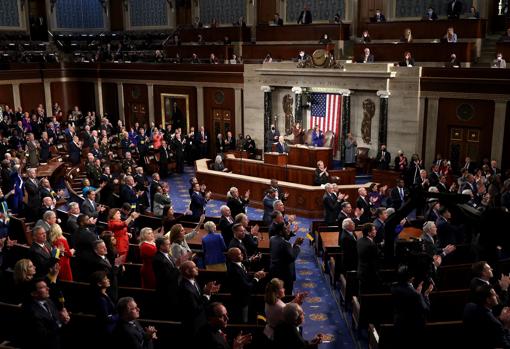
top-left (262, 188), bottom-right (278, 225)
top-left (35, 210), bottom-right (57, 236)
top-left (81, 190), bottom-right (106, 219)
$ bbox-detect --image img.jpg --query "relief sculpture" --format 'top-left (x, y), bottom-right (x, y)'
top-left (361, 98), bottom-right (375, 144)
top-left (283, 94), bottom-right (294, 135)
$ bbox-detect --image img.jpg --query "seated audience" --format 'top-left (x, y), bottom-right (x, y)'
top-left (468, 5), bottom-right (480, 19)
top-left (358, 47), bottom-right (375, 63)
top-left (445, 53), bottom-right (461, 68)
top-left (492, 53), bottom-right (507, 68)
top-left (371, 9), bottom-right (386, 22)
top-left (424, 6), bottom-right (438, 20)
top-left (443, 27), bottom-right (458, 43)
top-left (319, 33), bottom-right (332, 44)
top-left (276, 135), bottom-right (289, 153)
top-left (273, 13), bottom-right (284, 26)
top-left (360, 30), bottom-right (371, 43)
top-left (398, 51), bottom-right (415, 67)
top-left (113, 297), bottom-right (157, 349)
top-left (314, 160), bottom-right (330, 186)
top-left (400, 28), bottom-right (413, 43)
top-left (273, 303), bottom-right (323, 348)
top-left (263, 53), bottom-right (273, 63)
top-left (213, 154), bottom-right (228, 172)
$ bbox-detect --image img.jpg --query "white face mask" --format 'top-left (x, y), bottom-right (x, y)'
top-left (498, 56), bottom-right (502, 61)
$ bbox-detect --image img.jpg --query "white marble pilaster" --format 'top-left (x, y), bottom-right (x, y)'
top-left (12, 83), bottom-right (21, 109)
top-left (95, 79), bottom-right (104, 116)
top-left (491, 100), bottom-right (507, 165)
top-left (425, 97), bottom-right (439, 168)
top-left (44, 80), bottom-right (52, 117)
top-left (234, 88), bottom-right (243, 136)
top-left (117, 82), bottom-right (125, 124)
top-left (147, 83), bottom-right (155, 125)
top-left (196, 86), bottom-right (204, 128)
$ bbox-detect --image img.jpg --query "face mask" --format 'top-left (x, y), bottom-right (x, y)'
top-left (498, 56), bottom-right (502, 61)
top-left (376, 12), bottom-right (380, 16)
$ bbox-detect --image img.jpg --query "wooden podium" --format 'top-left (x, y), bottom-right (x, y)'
top-left (288, 145), bottom-right (332, 168)
top-left (264, 152), bottom-right (288, 166)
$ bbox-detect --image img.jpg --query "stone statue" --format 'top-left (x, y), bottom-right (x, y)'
top-left (361, 98), bottom-right (375, 144)
top-left (283, 94), bottom-right (294, 135)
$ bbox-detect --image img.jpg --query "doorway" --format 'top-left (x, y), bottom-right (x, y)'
top-left (127, 102), bottom-right (146, 129)
top-left (357, 0), bottom-right (384, 35)
top-left (176, 0), bottom-right (192, 27)
top-left (257, 0), bottom-right (277, 24)
top-left (212, 108), bottom-right (233, 153)
top-left (448, 127), bottom-right (481, 172)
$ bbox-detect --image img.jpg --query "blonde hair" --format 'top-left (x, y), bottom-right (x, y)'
top-left (139, 227), bottom-right (154, 244)
top-left (265, 278), bottom-right (284, 305)
top-left (49, 223), bottom-right (63, 244)
top-left (204, 221), bottom-right (216, 233)
top-left (13, 259), bottom-right (35, 284)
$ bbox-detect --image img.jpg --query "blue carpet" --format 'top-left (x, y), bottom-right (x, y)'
top-left (166, 165), bottom-right (357, 348)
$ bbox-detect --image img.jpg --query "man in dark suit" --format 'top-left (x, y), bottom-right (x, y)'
top-left (356, 187), bottom-right (374, 224)
top-left (178, 261), bottom-right (220, 336)
top-left (337, 201), bottom-right (362, 228)
top-left (463, 284), bottom-right (510, 349)
top-left (269, 222), bottom-right (304, 295)
top-left (323, 183), bottom-right (341, 225)
top-left (226, 248), bottom-right (267, 323)
top-left (68, 136), bottom-right (82, 165)
top-left (376, 144), bottom-right (391, 170)
top-left (196, 302), bottom-right (252, 348)
top-left (218, 205), bottom-right (235, 247)
top-left (265, 124), bottom-right (280, 152)
top-left (274, 303), bottom-right (323, 348)
top-left (391, 265), bottom-right (432, 349)
top-left (226, 187), bottom-right (249, 218)
top-left (172, 132), bottom-right (185, 174)
top-left (461, 156), bottom-right (476, 174)
top-left (339, 218), bottom-right (358, 272)
top-left (370, 9), bottom-right (386, 22)
top-left (447, 0), bottom-right (463, 19)
top-left (148, 173), bottom-right (161, 212)
top-left (21, 278), bottom-right (71, 349)
top-left (30, 226), bottom-right (53, 276)
top-left (436, 206), bottom-right (464, 247)
top-left (81, 239), bottom-right (118, 301)
top-left (120, 176), bottom-right (140, 206)
top-left (373, 208), bottom-right (388, 244)
top-left (273, 13), bottom-right (284, 26)
top-left (390, 179), bottom-right (409, 209)
top-left (357, 223), bottom-right (381, 293)
top-left (152, 237), bottom-right (180, 319)
top-left (358, 47), bottom-right (375, 63)
top-left (113, 297), bottom-right (156, 349)
top-left (268, 178), bottom-right (288, 202)
top-left (81, 190), bottom-right (105, 219)
top-left (469, 261), bottom-right (510, 305)
top-left (421, 221), bottom-right (456, 263)
top-left (190, 182), bottom-right (210, 221)
top-left (25, 168), bottom-right (41, 218)
top-left (66, 202), bottom-right (80, 237)
top-left (297, 5), bottom-right (312, 24)
top-left (158, 140), bottom-right (170, 178)
top-left (262, 189), bottom-right (278, 225)
top-left (195, 126), bottom-right (208, 159)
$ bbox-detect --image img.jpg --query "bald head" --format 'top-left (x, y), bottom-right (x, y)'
top-left (227, 247), bottom-right (243, 262)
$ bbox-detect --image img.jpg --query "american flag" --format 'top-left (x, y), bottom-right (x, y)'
top-left (309, 93), bottom-right (342, 150)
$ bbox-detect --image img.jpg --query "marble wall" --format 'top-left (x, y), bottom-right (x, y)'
top-left (243, 63), bottom-right (422, 161)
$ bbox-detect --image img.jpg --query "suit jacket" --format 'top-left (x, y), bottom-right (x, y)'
top-left (276, 142), bottom-right (288, 153)
top-left (25, 178), bottom-right (41, 210)
top-left (356, 196), bottom-right (373, 224)
top-left (273, 322), bottom-right (316, 349)
top-left (21, 298), bottom-right (62, 349)
top-left (297, 10), bottom-right (312, 24)
top-left (68, 141), bottom-right (81, 165)
top-left (228, 238), bottom-right (248, 260)
top-left (391, 282), bottom-right (430, 334)
top-left (339, 230), bottom-right (358, 272)
top-left (112, 319), bottom-right (153, 349)
top-left (358, 54), bottom-right (375, 63)
top-left (195, 324), bottom-right (230, 349)
top-left (226, 261), bottom-right (258, 307)
top-left (376, 150), bottom-right (391, 170)
top-left (357, 237), bottom-right (380, 290)
top-left (30, 241), bottom-right (52, 276)
top-left (152, 252), bottom-right (179, 307)
top-left (66, 214), bottom-right (79, 238)
top-left (447, 0), bottom-right (463, 19)
top-left (190, 191), bottom-right (206, 220)
top-left (218, 216), bottom-right (234, 247)
top-left (226, 197), bottom-right (248, 218)
top-left (178, 278), bottom-right (209, 335)
top-left (390, 186), bottom-right (409, 209)
top-left (262, 195), bottom-right (277, 225)
top-left (81, 199), bottom-right (99, 218)
top-left (323, 192), bottom-right (340, 225)
top-left (120, 184), bottom-right (137, 205)
top-left (436, 216), bottom-right (464, 247)
top-left (269, 235), bottom-right (300, 283)
top-left (463, 303), bottom-right (510, 349)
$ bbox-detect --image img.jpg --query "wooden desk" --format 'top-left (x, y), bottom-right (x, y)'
top-left (178, 26), bottom-right (251, 43)
top-left (371, 169), bottom-right (402, 187)
top-left (361, 19), bottom-right (486, 39)
top-left (264, 152), bottom-right (288, 166)
top-left (36, 159), bottom-right (66, 185)
top-left (496, 41), bottom-right (510, 62)
top-left (288, 145), bottom-right (332, 168)
top-left (196, 158), bottom-right (365, 218)
top-left (256, 23), bottom-right (350, 42)
top-left (353, 42), bottom-right (475, 62)
top-left (165, 44), bottom-right (233, 61)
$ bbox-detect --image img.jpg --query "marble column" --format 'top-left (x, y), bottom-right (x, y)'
top-left (117, 82), bottom-right (125, 124)
top-left (376, 90), bottom-right (390, 148)
top-left (147, 83), bottom-right (155, 125)
top-left (424, 97), bottom-right (439, 168)
top-left (339, 89), bottom-right (352, 162)
top-left (491, 100), bottom-right (507, 165)
top-left (95, 79), bottom-right (104, 116)
top-left (196, 86), bottom-right (204, 128)
top-left (261, 85), bottom-right (273, 152)
top-left (234, 88), bottom-right (243, 136)
top-left (44, 80), bottom-right (52, 117)
top-left (12, 83), bottom-right (21, 108)
top-left (291, 86), bottom-right (303, 126)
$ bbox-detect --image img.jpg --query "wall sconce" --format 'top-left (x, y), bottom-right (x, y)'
top-left (50, 0), bottom-right (57, 12)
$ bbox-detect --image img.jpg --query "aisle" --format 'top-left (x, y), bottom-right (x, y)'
top-left (166, 166), bottom-right (357, 348)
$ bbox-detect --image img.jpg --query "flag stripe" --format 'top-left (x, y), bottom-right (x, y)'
top-left (309, 93), bottom-right (342, 152)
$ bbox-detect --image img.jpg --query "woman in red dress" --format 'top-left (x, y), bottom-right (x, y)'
top-left (152, 130), bottom-right (163, 149)
top-left (139, 227), bottom-right (157, 289)
top-left (49, 224), bottom-right (73, 281)
top-left (107, 208), bottom-right (140, 258)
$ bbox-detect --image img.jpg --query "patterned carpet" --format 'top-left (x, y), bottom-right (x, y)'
top-left (166, 166), bottom-right (357, 349)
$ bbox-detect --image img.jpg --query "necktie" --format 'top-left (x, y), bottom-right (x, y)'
top-left (192, 281), bottom-right (201, 295)
top-left (399, 188), bottom-right (404, 200)
top-left (219, 330), bottom-right (228, 343)
top-left (240, 263), bottom-right (247, 273)
top-left (102, 256), bottom-right (111, 267)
